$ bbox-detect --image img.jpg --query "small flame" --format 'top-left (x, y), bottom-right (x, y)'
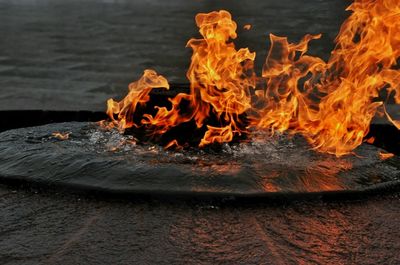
top-left (105, 0), bottom-right (400, 157)
top-left (379, 151), bottom-right (394, 160)
top-left (165, 139), bottom-right (183, 151)
top-left (384, 105), bottom-right (400, 130)
top-left (365, 137), bottom-right (375, 144)
top-left (52, 132), bottom-right (70, 140)
top-left (243, 24), bottom-right (252, 30)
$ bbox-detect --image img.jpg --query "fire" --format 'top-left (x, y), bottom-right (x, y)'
top-left (379, 152), bottom-right (395, 160)
top-left (105, 0), bottom-right (400, 157)
top-left (106, 69), bottom-right (169, 131)
top-left (243, 24), bottom-right (251, 30)
top-left (365, 137), bottom-right (375, 144)
top-left (52, 132), bottom-right (70, 140)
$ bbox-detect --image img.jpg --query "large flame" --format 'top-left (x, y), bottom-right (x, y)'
top-left (105, 0), bottom-right (400, 157)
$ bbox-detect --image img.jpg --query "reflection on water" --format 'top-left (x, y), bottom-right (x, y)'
top-left (83, 123), bottom-right (400, 193)
top-left (0, 121), bottom-right (399, 195)
top-left (166, 196), bottom-right (395, 264)
top-left (0, 124), bottom-right (399, 263)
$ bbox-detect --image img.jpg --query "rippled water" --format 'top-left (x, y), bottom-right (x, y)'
top-left (0, 122), bottom-right (399, 195)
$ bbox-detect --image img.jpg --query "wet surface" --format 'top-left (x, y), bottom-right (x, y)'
top-left (1, 0), bottom-right (400, 263)
top-left (0, 186), bottom-right (400, 264)
top-left (0, 122), bottom-right (399, 196)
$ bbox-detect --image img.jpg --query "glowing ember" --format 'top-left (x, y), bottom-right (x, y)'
top-left (105, 0), bottom-right (400, 157)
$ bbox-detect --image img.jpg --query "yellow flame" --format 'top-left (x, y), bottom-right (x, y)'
top-left (105, 0), bottom-right (400, 157)
top-left (52, 132), bottom-right (70, 140)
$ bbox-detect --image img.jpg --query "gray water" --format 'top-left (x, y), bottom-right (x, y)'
top-left (0, 122), bottom-right (399, 264)
top-left (1, 183), bottom-right (399, 264)
top-left (0, 122), bottom-right (399, 196)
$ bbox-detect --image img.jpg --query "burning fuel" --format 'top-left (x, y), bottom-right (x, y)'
top-left (105, 0), bottom-right (400, 157)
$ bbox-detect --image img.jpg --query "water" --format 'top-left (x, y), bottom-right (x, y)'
top-left (1, 183), bottom-right (400, 264)
top-left (0, 121), bottom-right (399, 196)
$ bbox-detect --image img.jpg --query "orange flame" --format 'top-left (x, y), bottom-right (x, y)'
top-left (106, 69), bottom-right (169, 131)
top-left (52, 132), bottom-right (70, 140)
top-left (243, 24), bottom-right (251, 30)
top-left (379, 151), bottom-right (394, 160)
top-left (365, 137), bottom-right (375, 144)
top-left (105, 0), bottom-right (400, 157)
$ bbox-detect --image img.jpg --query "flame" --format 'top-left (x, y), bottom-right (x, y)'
top-left (384, 105), bottom-right (400, 129)
top-left (105, 0), bottom-right (399, 157)
top-left (243, 24), bottom-right (252, 30)
top-left (379, 151), bottom-right (394, 160)
top-left (365, 137), bottom-right (375, 144)
top-left (165, 139), bottom-right (183, 151)
top-left (106, 69), bottom-right (170, 131)
top-left (52, 132), bottom-right (70, 140)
